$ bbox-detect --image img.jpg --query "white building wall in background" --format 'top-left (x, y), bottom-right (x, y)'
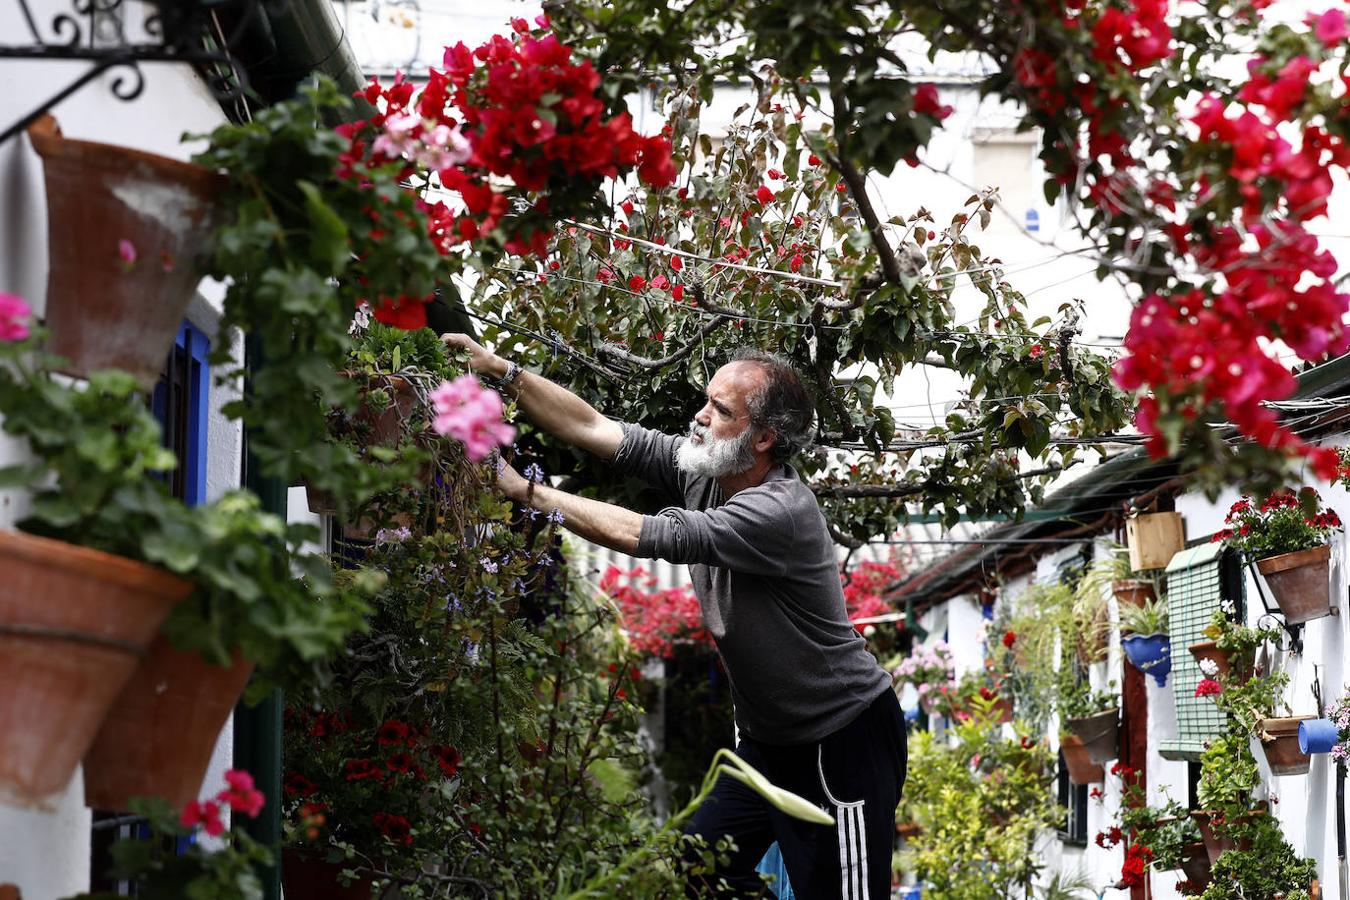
top-left (0, 2), bottom-right (240, 894)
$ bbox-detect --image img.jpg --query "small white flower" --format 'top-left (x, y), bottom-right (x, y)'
top-left (349, 301), bottom-right (372, 335)
top-left (1220, 598), bottom-right (1235, 615)
top-left (1199, 658), bottom-right (1219, 676)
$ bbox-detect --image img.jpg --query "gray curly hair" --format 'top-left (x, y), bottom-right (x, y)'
top-left (727, 349), bottom-right (816, 463)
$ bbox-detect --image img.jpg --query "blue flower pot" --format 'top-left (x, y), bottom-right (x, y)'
top-left (1299, 718), bottom-right (1339, 755)
top-left (1122, 634), bottom-right (1171, 687)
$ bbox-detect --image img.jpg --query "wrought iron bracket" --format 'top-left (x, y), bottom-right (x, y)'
top-left (0, 0), bottom-right (278, 147)
top-left (1246, 556), bottom-right (1304, 654)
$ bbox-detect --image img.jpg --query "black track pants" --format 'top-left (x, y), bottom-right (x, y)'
top-left (684, 689), bottom-right (907, 899)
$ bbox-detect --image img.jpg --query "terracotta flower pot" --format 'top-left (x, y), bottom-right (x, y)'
top-left (83, 637), bottom-right (256, 810)
top-left (1177, 841), bottom-right (1212, 890)
top-left (281, 849), bottom-right (376, 900)
top-left (895, 821), bottom-right (922, 839)
top-left (1112, 579), bottom-right (1155, 608)
top-left (1255, 545), bottom-right (1334, 625)
top-left (353, 374), bottom-right (418, 447)
top-left (0, 530), bottom-right (192, 807)
top-left (1192, 805), bottom-right (1266, 864)
top-left (1256, 715), bottom-right (1316, 776)
top-left (992, 696), bottom-right (1014, 724)
top-left (26, 115), bottom-right (225, 389)
top-left (1187, 640), bottom-right (1230, 676)
top-left (1060, 733), bottom-right (1104, 785)
top-left (1065, 708), bottom-right (1120, 765)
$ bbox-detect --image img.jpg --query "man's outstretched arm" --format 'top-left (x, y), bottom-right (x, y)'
top-left (498, 463), bottom-right (642, 555)
top-left (442, 333), bottom-right (623, 460)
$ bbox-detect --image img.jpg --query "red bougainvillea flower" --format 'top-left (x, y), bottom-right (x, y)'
top-left (181, 799), bottom-right (225, 837)
top-left (912, 83), bottom-right (954, 120)
top-left (429, 374), bottom-right (516, 462)
top-left (0, 293), bottom-right (31, 342)
top-left (1194, 678), bottom-right (1223, 698)
top-left (1001, 630), bottom-right (1017, 648)
top-left (807, 153), bottom-right (822, 166)
top-left (756, 184), bottom-right (775, 204)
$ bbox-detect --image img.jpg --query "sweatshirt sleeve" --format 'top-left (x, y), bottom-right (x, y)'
top-left (636, 488), bottom-right (797, 576)
top-left (610, 421), bottom-right (686, 506)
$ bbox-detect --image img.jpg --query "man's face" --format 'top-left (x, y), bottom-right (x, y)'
top-left (675, 363), bottom-right (765, 478)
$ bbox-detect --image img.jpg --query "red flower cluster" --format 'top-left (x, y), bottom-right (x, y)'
top-left (841, 558), bottom-right (907, 631)
top-left (602, 565), bottom-right (711, 658)
top-left (1090, 0), bottom-right (1172, 73)
top-left (431, 23), bottom-right (673, 255)
top-left (912, 84), bottom-right (953, 120)
top-left (180, 768), bottom-right (267, 837)
top-left (430, 744), bottom-right (461, 778)
top-left (1120, 843), bottom-right (1154, 887)
top-left (1001, 630), bottom-right (1017, 649)
top-left (1095, 825), bottom-right (1124, 848)
top-left (372, 810), bottom-right (414, 846)
top-left (1194, 677), bottom-right (1223, 698)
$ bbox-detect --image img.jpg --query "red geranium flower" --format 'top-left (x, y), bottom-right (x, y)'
top-left (1002, 630), bottom-right (1017, 648)
top-left (372, 811), bottom-right (414, 846)
top-left (344, 758), bottom-right (382, 781)
top-left (377, 719), bottom-right (411, 746)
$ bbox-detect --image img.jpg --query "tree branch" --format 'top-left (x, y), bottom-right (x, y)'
top-left (830, 88), bottom-right (903, 283)
top-left (596, 314), bottom-right (731, 371)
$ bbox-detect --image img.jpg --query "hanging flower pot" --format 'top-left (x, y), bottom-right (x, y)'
top-left (1299, 718), bottom-right (1339, 755)
top-left (1187, 640), bottom-right (1232, 678)
top-left (1121, 633), bottom-right (1172, 687)
top-left (1177, 841), bottom-right (1212, 891)
top-left (1065, 707), bottom-right (1120, 765)
top-left (1255, 545), bottom-right (1334, 625)
top-left (281, 849), bottom-right (376, 900)
top-left (1060, 733), bottom-right (1104, 785)
top-left (26, 115), bottom-right (225, 390)
top-left (82, 637), bottom-right (255, 810)
top-left (1256, 715), bottom-right (1316, 776)
top-left (1112, 578), bottom-right (1155, 608)
top-left (1192, 804), bottom-right (1267, 864)
top-left (0, 530), bottom-right (191, 807)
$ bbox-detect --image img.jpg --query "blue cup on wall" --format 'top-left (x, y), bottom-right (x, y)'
top-left (1298, 718), bottom-right (1339, 754)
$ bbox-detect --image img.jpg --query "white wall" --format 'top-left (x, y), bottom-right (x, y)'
top-left (0, 2), bottom-right (238, 894)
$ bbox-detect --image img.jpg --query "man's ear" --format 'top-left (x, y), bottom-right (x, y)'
top-left (754, 427), bottom-right (777, 456)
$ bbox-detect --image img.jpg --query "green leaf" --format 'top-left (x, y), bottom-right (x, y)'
top-left (297, 180), bottom-right (350, 275)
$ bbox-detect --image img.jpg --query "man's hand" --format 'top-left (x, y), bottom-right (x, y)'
top-left (442, 333), bottom-right (507, 380)
top-left (493, 459), bottom-right (530, 502)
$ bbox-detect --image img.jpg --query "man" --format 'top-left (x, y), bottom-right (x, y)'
top-left (442, 333), bottom-right (906, 899)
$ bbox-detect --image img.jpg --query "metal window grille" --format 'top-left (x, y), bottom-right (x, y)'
top-left (90, 321), bottom-right (210, 894)
top-left (1160, 543), bottom-right (1241, 761)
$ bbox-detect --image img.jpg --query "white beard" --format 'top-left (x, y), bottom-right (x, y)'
top-left (675, 421), bottom-right (756, 478)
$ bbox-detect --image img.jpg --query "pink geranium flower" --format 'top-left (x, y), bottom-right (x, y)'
top-left (0, 293), bottom-right (31, 342)
top-left (219, 768), bottom-right (266, 818)
top-left (430, 374), bottom-right (516, 462)
top-left (180, 799), bottom-right (225, 837)
top-left (1194, 678), bottom-right (1222, 698)
top-left (117, 239), bottom-right (137, 271)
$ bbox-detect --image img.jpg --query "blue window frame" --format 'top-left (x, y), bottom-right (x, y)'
top-left (90, 319), bottom-right (210, 890)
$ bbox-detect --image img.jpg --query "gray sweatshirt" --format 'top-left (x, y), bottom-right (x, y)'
top-left (613, 422), bottom-right (892, 745)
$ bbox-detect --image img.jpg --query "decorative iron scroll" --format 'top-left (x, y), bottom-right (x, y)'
top-left (0, 0), bottom-right (278, 145)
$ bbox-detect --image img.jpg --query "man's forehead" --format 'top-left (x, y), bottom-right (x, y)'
top-left (707, 362), bottom-right (763, 401)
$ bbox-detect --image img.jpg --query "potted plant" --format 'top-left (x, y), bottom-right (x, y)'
top-left (890, 640), bottom-right (955, 715)
top-left (62, 770), bottom-right (271, 898)
top-left (0, 326), bottom-right (374, 808)
top-left (1105, 782), bottom-right (1209, 892)
top-left (1120, 596), bottom-right (1171, 686)
top-left (1059, 733), bottom-right (1104, 785)
top-left (1071, 547), bottom-right (1127, 661)
top-left (1188, 605), bottom-right (1281, 684)
top-left (24, 115), bottom-right (226, 389)
top-left (1189, 816), bottom-right (1319, 900)
top-left (1210, 669), bottom-right (1315, 777)
top-left (1217, 490), bottom-right (1341, 625)
top-left (942, 671), bottom-right (1014, 724)
top-left (1059, 679), bottom-right (1120, 765)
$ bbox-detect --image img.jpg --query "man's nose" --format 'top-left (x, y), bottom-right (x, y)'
top-left (695, 404), bottom-right (712, 427)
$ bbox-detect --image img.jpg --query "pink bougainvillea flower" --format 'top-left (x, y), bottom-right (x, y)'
top-left (1311, 8), bottom-right (1350, 47)
top-left (430, 374), bottom-right (515, 462)
top-left (0, 293), bottom-right (32, 342)
top-left (181, 799), bottom-right (225, 837)
top-left (116, 239), bottom-right (137, 271)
